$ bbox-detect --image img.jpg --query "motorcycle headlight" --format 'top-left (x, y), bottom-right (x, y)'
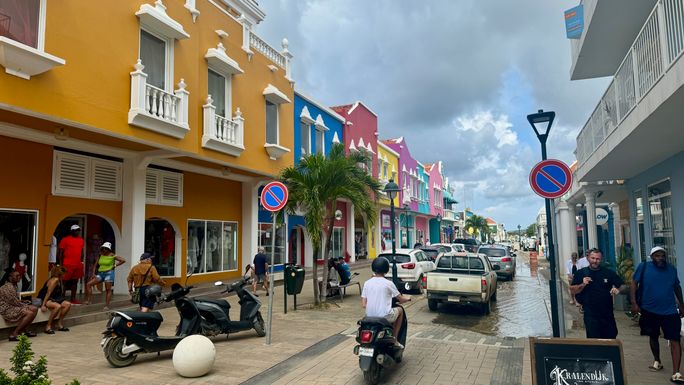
top-left (108, 316), bottom-right (121, 329)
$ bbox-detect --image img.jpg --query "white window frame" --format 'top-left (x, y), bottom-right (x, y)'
top-left (265, 100), bottom-right (280, 145)
top-left (140, 27), bottom-right (174, 92)
top-left (0, 0), bottom-right (47, 50)
top-left (52, 150), bottom-right (122, 201)
top-left (207, 68), bottom-right (230, 118)
top-left (300, 121), bottom-right (311, 156)
top-left (187, 219), bottom-right (239, 274)
top-left (315, 126), bottom-right (325, 155)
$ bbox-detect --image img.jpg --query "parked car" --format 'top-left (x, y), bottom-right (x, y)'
top-left (424, 252), bottom-right (498, 314)
top-left (453, 238), bottom-right (480, 253)
top-left (419, 246), bottom-right (446, 262)
top-left (451, 243), bottom-right (466, 253)
top-left (478, 245), bottom-right (516, 280)
top-left (432, 243), bottom-right (465, 254)
top-left (378, 248), bottom-right (436, 293)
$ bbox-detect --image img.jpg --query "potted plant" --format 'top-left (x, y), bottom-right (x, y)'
top-left (615, 244), bottom-right (635, 311)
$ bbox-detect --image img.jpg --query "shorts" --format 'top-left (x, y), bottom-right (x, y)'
top-left (139, 286), bottom-right (156, 310)
top-left (584, 312), bottom-right (618, 339)
top-left (384, 308), bottom-right (401, 323)
top-left (62, 263), bottom-right (84, 281)
top-left (95, 270), bottom-right (115, 283)
top-left (640, 309), bottom-right (681, 341)
top-left (256, 274), bottom-right (266, 284)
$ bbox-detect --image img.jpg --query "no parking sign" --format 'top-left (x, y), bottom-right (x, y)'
top-left (529, 159), bottom-right (572, 199)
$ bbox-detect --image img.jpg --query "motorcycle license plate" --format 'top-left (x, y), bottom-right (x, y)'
top-left (359, 347), bottom-right (374, 357)
top-left (100, 336), bottom-right (112, 347)
top-left (448, 296), bottom-right (460, 302)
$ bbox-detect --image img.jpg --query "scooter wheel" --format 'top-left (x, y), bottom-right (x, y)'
top-left (363, 362), bottom-right (382, 385)
top-left (104, 336), bottom-right (137, 368)
top-left (254, 311), bottom-right (266, 337)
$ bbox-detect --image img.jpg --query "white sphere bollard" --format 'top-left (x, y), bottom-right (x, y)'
top-left (172, 335), bottom-right (216, 378)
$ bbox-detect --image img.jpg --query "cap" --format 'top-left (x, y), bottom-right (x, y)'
top-left (650, 246), bottom-right (667, 256)
top-left (140, 252), bottom-right (153, 261)
top-left (101, 242), bottom-right (112, 250)
top-left (70, 224), bottom-right (81, 231)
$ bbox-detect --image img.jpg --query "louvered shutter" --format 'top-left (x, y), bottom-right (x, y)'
top-left (146, 171), bottom-right (160, 204)
top-left (160, 172), bottom-right (183, 206)
top-left (90, 159), bottom-right (122, 201)
top-left (53, 152), bottom-right (89, 197)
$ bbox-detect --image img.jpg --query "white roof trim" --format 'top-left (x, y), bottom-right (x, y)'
top-left (365, 143), bottom-right (374, 154)
top-left (332, 132), bottom-right (340, 144)
top-left (433, 183), bottom-right (441, 189)
top-left (346, 100), bottom-right (379, 117)
top-left (402, 164), bottom-right (407, 173)
top-left (205, 43), bottom-right (243, 76)
top-left (377, 140), bottom-right (400, 157)
top-left (314, 114), bottom-right (328, 131)
top-left (299, 105), bottom-right (315, 124)
top-left (349, 139), bottom-right (357, 151)
top-left (136, 1), bottom-right (190, 40)
top-left (263, 84), bottom-right (291, 104)
top-left (295, 91), bottom-right (346, 123)
top-left (358, 137), bottom-right (365, 148)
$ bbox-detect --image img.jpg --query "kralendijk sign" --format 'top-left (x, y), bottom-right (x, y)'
top-left (530, 338), bottom-right (626, 385)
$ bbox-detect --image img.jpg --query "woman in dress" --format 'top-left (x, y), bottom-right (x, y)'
top-left (0, 269), bottom-right (38, 341)
top-left (37, 265), bottom-right (72, 334)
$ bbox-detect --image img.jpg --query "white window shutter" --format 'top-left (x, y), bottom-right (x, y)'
top-left (146, 171), bottom-right (160, 204)
top-left (53, 152), bottom-right (89, 198)
top-left (160, 172), bottom-right (183, 206)
top-left (90, 159), bottom-right (122, 201)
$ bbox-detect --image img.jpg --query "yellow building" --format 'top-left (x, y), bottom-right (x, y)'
top-left (0, 0), bottom-right (294, 294)
top-left (372, 141), bottom-right (400, 258)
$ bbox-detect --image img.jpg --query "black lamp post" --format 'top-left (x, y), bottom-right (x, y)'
top-left (403, 204), bottom-right (410, 247)
top-left (436, 213), bottom-right (442, 243)
top-left (384, 179), bottom-right (401, 289)
top-left (527, 109), bottom-right (561, 338)
top-left (517, 224), bottom-right (522, 250)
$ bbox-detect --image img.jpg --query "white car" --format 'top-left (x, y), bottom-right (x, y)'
top-left (377, 248), bottom-right (436, 292)
top-left (433, 243), bottom-right (466, 253)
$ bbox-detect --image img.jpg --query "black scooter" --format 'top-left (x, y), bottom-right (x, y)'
top-left (197, 277), bottom-right (265, 338)
top-left (101, 283), bottom-right (201, 367)
top-left (354, 267), bottom-right (411, 385)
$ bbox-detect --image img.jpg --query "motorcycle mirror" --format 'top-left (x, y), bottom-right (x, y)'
top-left (214, 281), bottom-right (223, 286)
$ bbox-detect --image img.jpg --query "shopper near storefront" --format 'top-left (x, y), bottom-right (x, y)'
top-left (57, 225), bottom-right (84, 304)
top-left (37, 265), bottom-right (71, 334)
top-left (84, 242), bottom-right (126, 310)
top-left (0, 269), bottom-right (38, 341)
top-left (252, 247), bottom-right (269, 294)
top-left (630, 246), bottom-right (684, 383)
top-left (127, 253), bottom-right (165, 312)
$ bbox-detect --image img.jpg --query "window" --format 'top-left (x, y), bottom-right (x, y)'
top-left (0, 0), bottom-right (40, 48)
top-left (146, 168), bottom-right (183, 206)
top-left (259, 222), bottom-right (285, 266)
top-left (0, 209), bottom-right (37, 293)
top-left (315, 127), bottom-right (325, 155)
top-left (140, 30), bottom-right (167, 90)
top-left (300, 122), bottom-right (311, 156)
top-left (648, 179), bottom-right (675, 265)
top-left (331, 227), bottom-right (344, 259)
top-left (208, 69), bottom-right (227, 117)
top-left (634, 190), bottom-right (646, 261)
top-left (187, 220), bottom-right (238, 274)
top-left (52, 151), bottom-right (122, 201)
top-left (383, 163), bottom-right (388, 179)
top-left (266, 101), bottom-right (278, 144)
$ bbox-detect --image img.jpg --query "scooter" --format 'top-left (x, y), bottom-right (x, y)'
top-left (100, 283), bottom-right (201, 368)
top-left (196, 277), bottom-right (266, 338)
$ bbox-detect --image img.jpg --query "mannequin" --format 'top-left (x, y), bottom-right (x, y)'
top-left (12, 253), bottom-right (31, 292)
top-left (207, 228), bottom-right (219, 272)
top-left (187, 228), bottom-right (199, 273)
top-left (161, 224), bottom-right (174, 263)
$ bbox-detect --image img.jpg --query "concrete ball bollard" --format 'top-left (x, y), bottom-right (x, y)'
top-left (172, 335), bottom-right (216, 377)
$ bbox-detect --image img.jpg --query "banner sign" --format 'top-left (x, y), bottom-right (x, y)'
top-left (565, 5), bottom-right (584, 39)
top-left (531, 338), bottom-right (626, 385)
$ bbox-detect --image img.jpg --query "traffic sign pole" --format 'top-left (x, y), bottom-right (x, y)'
top-left (542, 148), bottom-right (560, 338)
top-left (266, 211), bottom-right (276, 345)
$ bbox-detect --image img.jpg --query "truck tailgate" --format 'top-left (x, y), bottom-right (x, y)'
top-left (427, 271), bottom-right (481, 294)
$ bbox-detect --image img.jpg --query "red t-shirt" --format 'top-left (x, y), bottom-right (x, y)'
top-left (59, 235), bottom-right (84, 266)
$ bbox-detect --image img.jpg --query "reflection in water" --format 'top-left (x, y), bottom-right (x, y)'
top-left (431, 257), bottom-right (552, 338)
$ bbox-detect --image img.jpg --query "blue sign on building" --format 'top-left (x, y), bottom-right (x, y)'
top-left (565, 5), bottom-right (584, 39)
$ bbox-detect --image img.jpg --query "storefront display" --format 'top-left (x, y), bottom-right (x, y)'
top-left (187, 220), bottom-right (237, 274)
top-left (145, 219), bottom-right (176, 276)
top-left (648, 179), bottom-right (675, 266)
top-left (258, 222), bottom-right (285, 266)
top-left (0, 209), bottom-right (37, 293)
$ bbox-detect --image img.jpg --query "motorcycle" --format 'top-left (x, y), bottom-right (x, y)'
top-left (101, 283), bottom-right (201, 367)
top-left (195, 277), bottom-right (266, 338)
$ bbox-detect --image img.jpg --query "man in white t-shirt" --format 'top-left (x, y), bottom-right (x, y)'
top-left (362, 257), bottom-right (411, 345)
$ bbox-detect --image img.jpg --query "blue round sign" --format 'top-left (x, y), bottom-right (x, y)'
top-left (260, 181), bottom-right (289, 212)
top-left (529, 159), bottom-right (572, 199)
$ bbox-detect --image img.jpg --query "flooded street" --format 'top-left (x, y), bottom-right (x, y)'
top-left (410, 252), bottom-right (554, 338)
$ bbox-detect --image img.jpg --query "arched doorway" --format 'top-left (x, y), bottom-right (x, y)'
top-left (144, 218), bottom-right (179, 277)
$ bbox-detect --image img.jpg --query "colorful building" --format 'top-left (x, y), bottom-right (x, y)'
top-left (0, 0), bottom-right (294, 294)
top-left (376, 140), bottom-right (400, 254)
top-left (425, 162), bottom-right (444, 243)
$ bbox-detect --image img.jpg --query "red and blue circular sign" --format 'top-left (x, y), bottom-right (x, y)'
top-left (260, 181), bottom-right (289, 212)
top-left (529, 159), bottom-right (572, 199)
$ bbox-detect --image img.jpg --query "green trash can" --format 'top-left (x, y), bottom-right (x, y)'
top-left (285, 264), bottom-right (305, 295)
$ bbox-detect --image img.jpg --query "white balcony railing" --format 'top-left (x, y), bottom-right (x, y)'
top-left (575, 0), bottom-right (684, 165)
top-left (128, 60), bottom-right (189, 139)
top-left (241, 23), bottom-right (293, 81)
top-left (249, 33), bottom-right (285, 68)
top-left (202, 96), bottom-right (245, 157)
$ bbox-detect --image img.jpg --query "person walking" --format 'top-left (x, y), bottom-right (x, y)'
top-left (252, 247), bottom-right (269, 295)
top-left (84, 242), bottom-right (126, 310)
top-left (566, 252), bottom-right (580, 305)
top-left (571, 248), bottom-right (627, 339)
top-left (37, 266), bottom-right (72, 334)
top-left (0, 269), bottom-right (38, 341)
top-left (630, 246), bottom-right (684, 383)
top-left (57, 224), bottom-right (85, 304)
top-left (127, 253), bottom-right (165, 312)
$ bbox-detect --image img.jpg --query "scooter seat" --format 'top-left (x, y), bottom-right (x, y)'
top-left (121, 311), bottom-right (164, 322)
top-left (360, 317), bottom-right (393, 328)
top-left (196, 298), bottom-right (230, 309)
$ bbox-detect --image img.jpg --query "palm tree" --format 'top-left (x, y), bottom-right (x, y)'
top-left (280, 143), bottom-right (381, 304)
top-left (465, 215), bottom-right (490, 242)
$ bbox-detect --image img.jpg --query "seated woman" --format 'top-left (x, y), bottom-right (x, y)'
top-left (37, 266), bottom-right (72, 334)
top-left (0, 269), bottom-right (38, 341)
top-left (84, 242), bottom-right (126, 310)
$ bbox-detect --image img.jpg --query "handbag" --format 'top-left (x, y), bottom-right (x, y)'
top-left (130, 265), bottom-right (153, 304)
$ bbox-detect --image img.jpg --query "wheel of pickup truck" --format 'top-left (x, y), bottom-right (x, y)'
top-left (491, 289), bottom-right (497, 301)
top-left (428, 299), bottom-right (439, 312)
top-left (413, 277), bottom-right (423, 294)
top-left (480, 300), bottom-right (491, 315)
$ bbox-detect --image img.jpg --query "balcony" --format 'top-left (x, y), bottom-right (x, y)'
top-left (570, 0), bottom-right (657, 80)
top-left (202, 97), bottom-right (244, 157)
top-left (241, 25), bottom-right (293, 82)
top-left (128, 60), bottom-right (189, 139)
top-left (575, 0), bottom-right (684, 181)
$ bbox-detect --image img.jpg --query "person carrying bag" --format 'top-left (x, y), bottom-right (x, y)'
top-left (127, 253), bottom-right (165, 312)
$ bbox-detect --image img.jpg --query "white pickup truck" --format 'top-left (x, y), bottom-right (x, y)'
top-left (424, 253), bottom-right (499, 315)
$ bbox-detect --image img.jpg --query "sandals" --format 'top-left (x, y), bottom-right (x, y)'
top-left (24, 331), bottom-right (37, 337)
top-left (671, 372), bottom-right (684, 383)
top-left (57, 327), bottom-right (70, 332)
top-left (44, 329), bottom-right (55, 334)
top-left (650, 361), bottom-right (664, 371)
top-left (8, 335), bottom-right (18, 341)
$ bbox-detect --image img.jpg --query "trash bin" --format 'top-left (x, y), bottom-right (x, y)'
top-left (285, 264), bottom-right (305, 295)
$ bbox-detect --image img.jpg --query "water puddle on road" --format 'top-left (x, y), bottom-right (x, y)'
top-left (431, 259), bottom-right (553, 338)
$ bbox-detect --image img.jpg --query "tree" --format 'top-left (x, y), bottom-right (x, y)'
top-left (464, 215), bottom-right (490, 242)
top-left (525, 223), bottom-right (537, 237)
top-left (281, 143), bottom-right (381, 304)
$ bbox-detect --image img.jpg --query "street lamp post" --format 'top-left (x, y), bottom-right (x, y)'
top-left (436, 213), bottom-right (442, 243)
top-left (527, 109), bottom-right (562, 338)
top-left (403, 204), bottom-right (410, 247)
top-left (518, 224), bottom-right (522, 250)
top-left (383, 180), bottom-right (401, 289)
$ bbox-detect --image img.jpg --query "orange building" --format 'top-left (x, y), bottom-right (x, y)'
top-left (0, 0), bottom-right (294, 294)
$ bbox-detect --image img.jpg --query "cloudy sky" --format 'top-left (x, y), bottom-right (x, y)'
top-left (255, 0), bottom-right (610, 229)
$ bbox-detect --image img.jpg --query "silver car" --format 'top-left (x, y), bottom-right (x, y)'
top-left (478, 246), bottom-right (516, 280)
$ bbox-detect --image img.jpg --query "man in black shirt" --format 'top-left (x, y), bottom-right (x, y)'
top-left (571, 248), bottom-right (627, 339)
top-left (252, 247), bottom-right (269, 295)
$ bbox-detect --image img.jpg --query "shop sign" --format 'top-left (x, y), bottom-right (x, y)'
top-left (382, 213), bottom-right (391, 228)
top-left (595, 208), bottom-right (609, 226)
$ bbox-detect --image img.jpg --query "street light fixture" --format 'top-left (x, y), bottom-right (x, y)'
top-left (436, 213), bottom-right (442, 243)
top-left (383, 179), bottom-right (401, 289)
top-left (527, 109), bottom-right (561, 338)
top-left (403, 204), bottom-right (410, 247)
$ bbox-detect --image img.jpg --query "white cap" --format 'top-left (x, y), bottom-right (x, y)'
top-left (650, 246), bottom-right (667, 256)
top-left (101, 242), bottom-right (112, 250)
top-left (70, 224), bottom-right (80, 231)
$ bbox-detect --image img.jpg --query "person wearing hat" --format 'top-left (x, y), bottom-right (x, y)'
top-left (631, 246), bottom-right (684, 382)
top-left (84, 242), bottom-right (125, 310)
top-left (127, 253), bottom-right (165, 312)
top-left (57, 224), bottom-right (85, 304)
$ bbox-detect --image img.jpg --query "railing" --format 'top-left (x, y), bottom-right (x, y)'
top-left (146, 84), bottom-right (181, 123)
top-left (575, 0), bottom-right (684, 165)
top-left (202, 96), bottom-right (244, 155)
top-left (249, 33), bottom-right (285, 68)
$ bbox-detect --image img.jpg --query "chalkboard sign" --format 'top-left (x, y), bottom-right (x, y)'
top-left (530, 338), bottom-right (626, 385)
